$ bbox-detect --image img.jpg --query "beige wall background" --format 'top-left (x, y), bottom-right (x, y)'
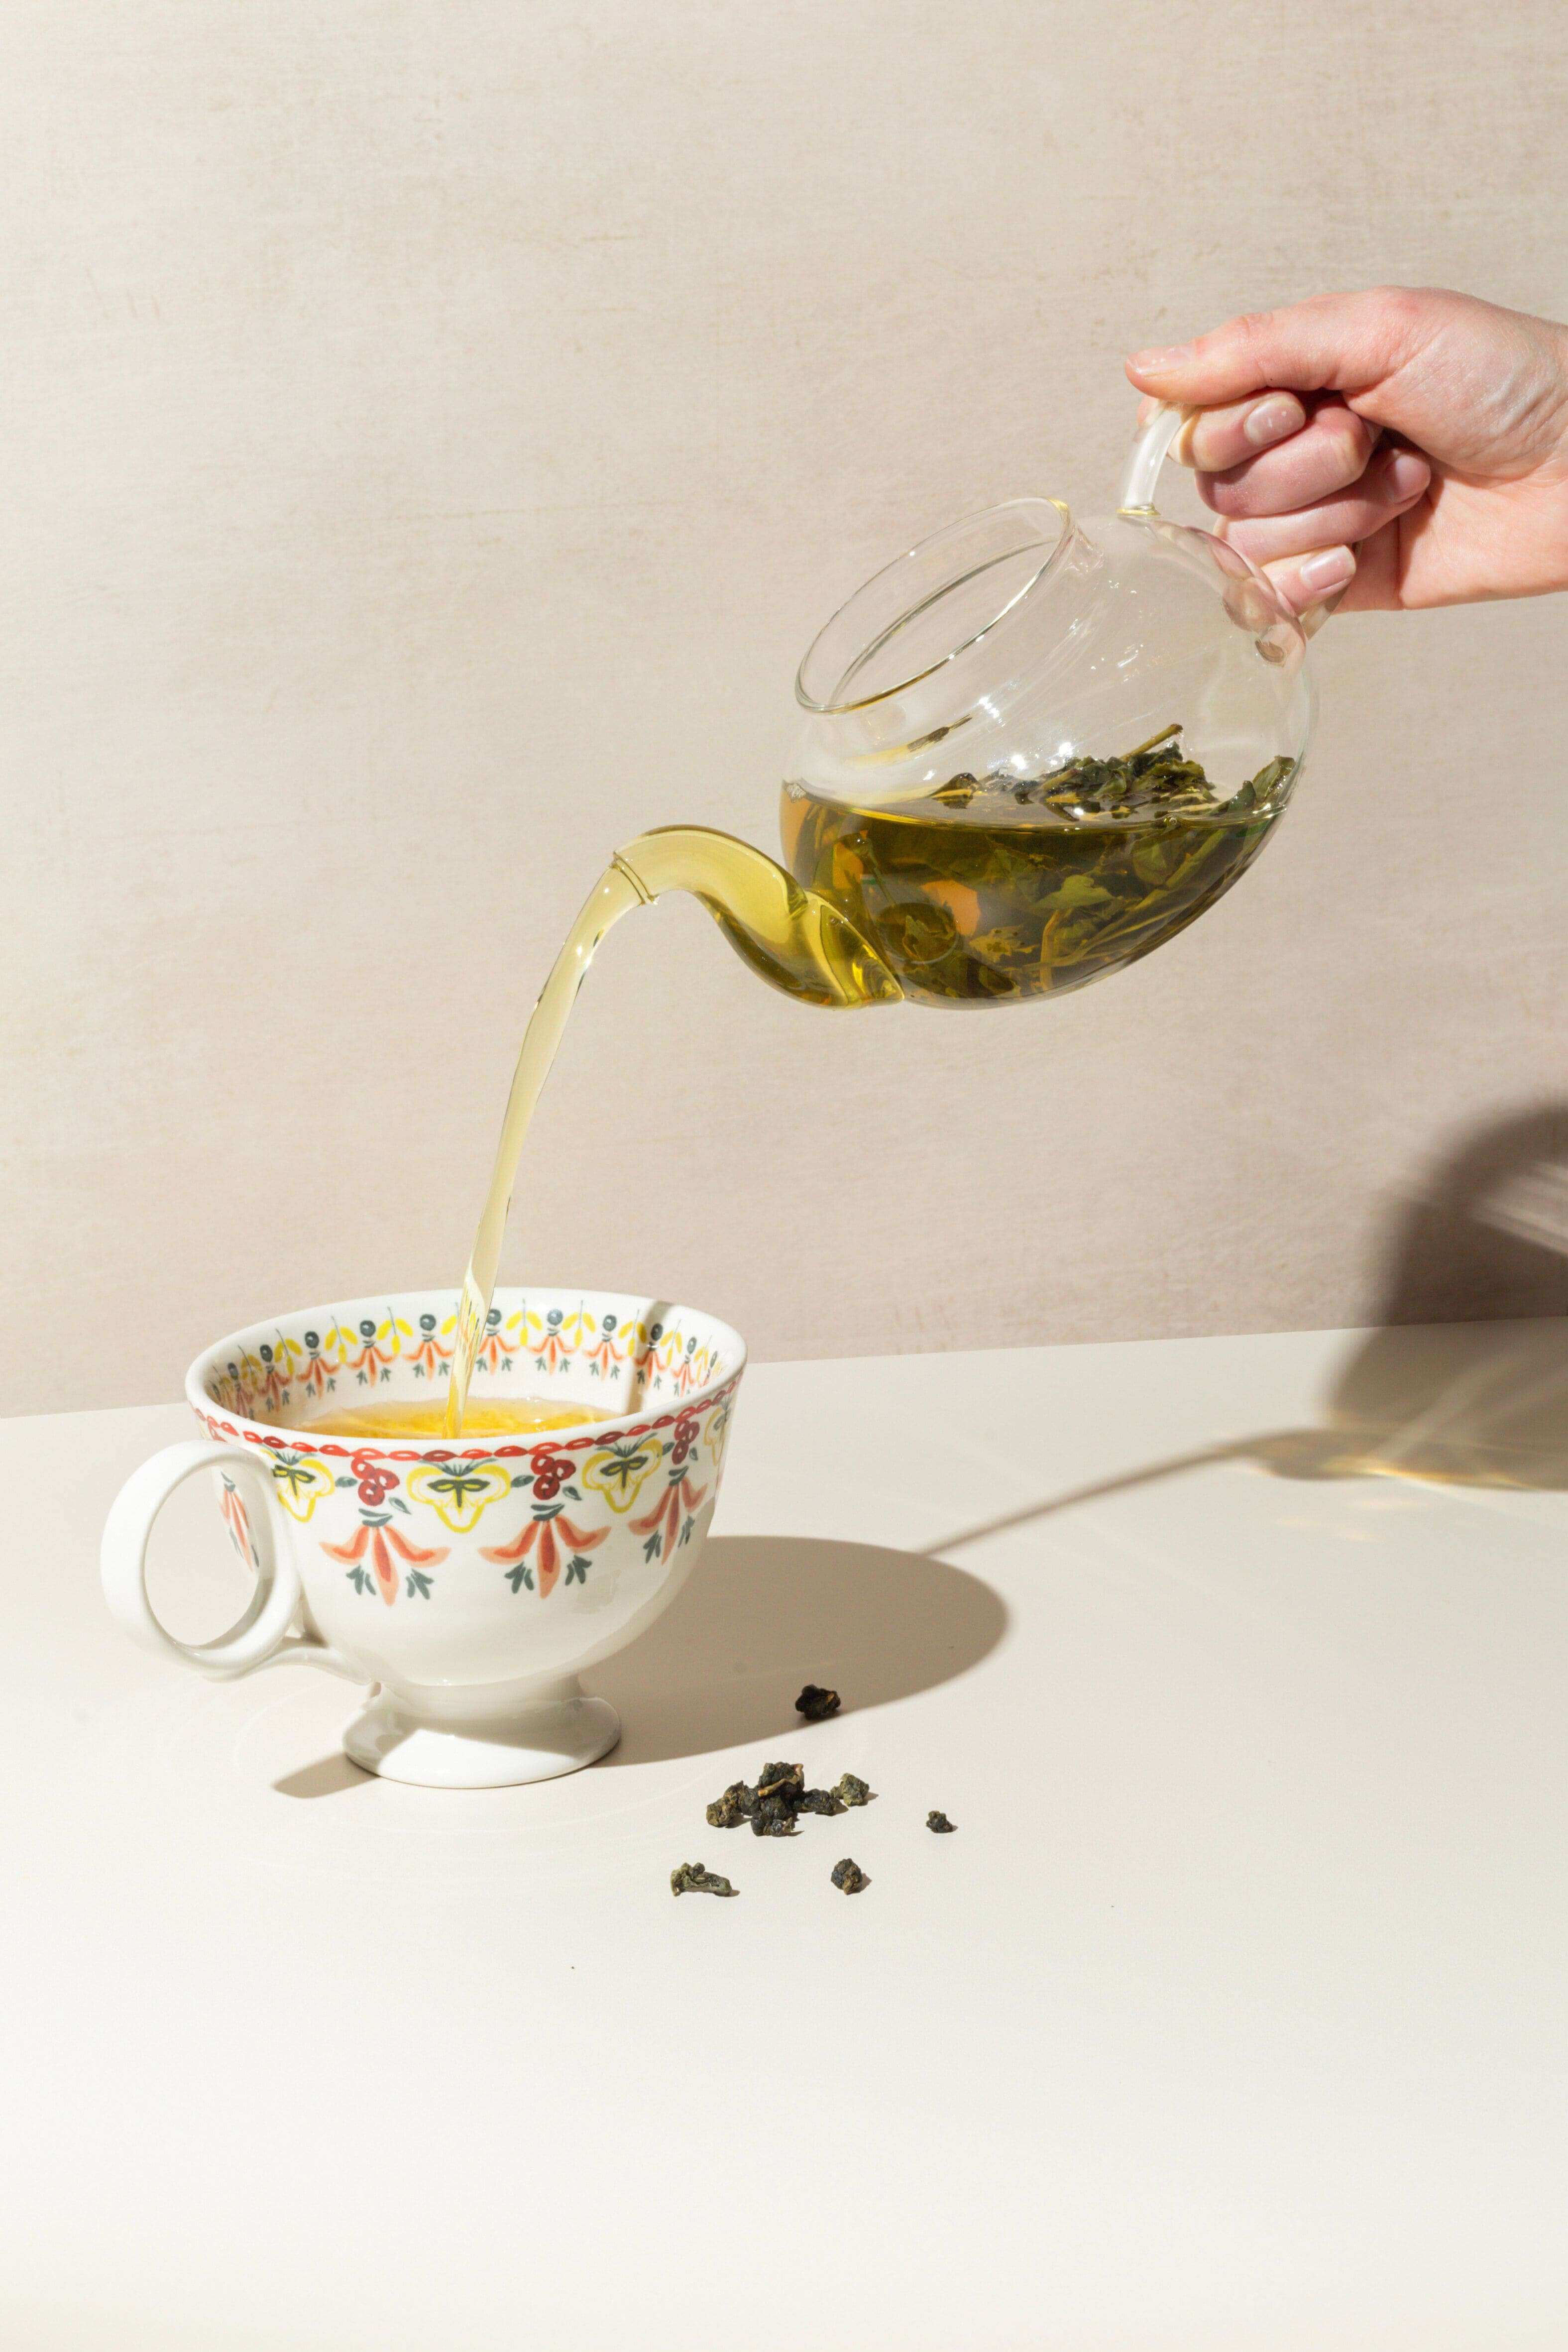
top-left (3, 0), bottom-right (1567, 1415)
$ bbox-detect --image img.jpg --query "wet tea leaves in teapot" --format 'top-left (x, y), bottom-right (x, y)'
top-left (783, 728), bottom-right (1294, 1009)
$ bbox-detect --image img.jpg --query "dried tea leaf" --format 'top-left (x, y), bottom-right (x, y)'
top-left (798, 1787), bottom-right (847, 1816)
top-left (794, 1683), bottom-right (841, 1722)
top-left (705, 1781), bottom-right (755, 1830)
top-left (926, 1811), bottom-right (956, 1834)
top-left (833, 1773), bottom-right (876, 1808)
top-left (831, 1858), bottom-right (871, 1895)
top-left (751, 1797), bottom-right (801, 1837)
top-left (671, 1862), bottom-right (737, 1898)
top-left (756, 1760), bottom-right (805, 1799)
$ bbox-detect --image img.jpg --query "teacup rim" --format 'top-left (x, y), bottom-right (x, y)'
top-left (185, 1284), bottom-right (748, 1462)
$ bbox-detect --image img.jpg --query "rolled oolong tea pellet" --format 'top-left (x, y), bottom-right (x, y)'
top-left (751, 1795), bottom-right (800, 1837)
top-left (671, 1862), bottom-right (738, 1898)
top-left (705, 1781), bottom-right (756, 1830)
top-left (833, 1773), bottom-right (875, 1808)
top-left (926, 1811), bottom-right (956, 1834)
top-left (794, 1683), bottom-right (841, 1722)
top-left (831, 1858), bottom-right (871, 1895)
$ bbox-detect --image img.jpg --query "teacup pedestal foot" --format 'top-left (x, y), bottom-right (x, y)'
top-left (342, 1680), bottom-right (620, 1788)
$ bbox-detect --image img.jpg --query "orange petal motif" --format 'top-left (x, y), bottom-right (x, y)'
top-left (480, 1521), bottom-right (540, 1567)
top-left (386, 1527), bottom-right (448, 1568)
top-left (554, 1513), bottom-right (609, 1553)
top-left (371, 1528), bottom-right (398, 1605)
top-left (321, 1525), bottom-right (371, 1565)
top-left (629, 1491), bottom-right (668, 1537)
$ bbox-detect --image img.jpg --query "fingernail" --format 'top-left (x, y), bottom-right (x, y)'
top-left (1243, 394), bottom-right (1306, 449)
top-left (1384, 448), bottom-right (1430, 498)
top-left (1298, 545), bottom-right (1356, 592)
top-left (1128, 342), bottom-right (1194, 375)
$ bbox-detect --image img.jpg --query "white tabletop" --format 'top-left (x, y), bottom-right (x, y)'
top-left (4, 1320), bottom-right (1568, 2350)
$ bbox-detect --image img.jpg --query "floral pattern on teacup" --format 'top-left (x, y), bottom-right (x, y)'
top-left (579, 1434), bottom-right (665, 1514)
top-left (322, 1519), bottom-right (448, 1606)
top-left (404, 1457), bottom-right (513, 1534)
top-left (203, 1297), bottom-right (726, 1430)
top-left (267, 1450), bottom-right (336, 1524)
top-left (481, 1511), bottom-right (608, 1598)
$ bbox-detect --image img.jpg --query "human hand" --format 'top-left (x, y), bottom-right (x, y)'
top-left (1125, 287), bottom-right (1568, 616)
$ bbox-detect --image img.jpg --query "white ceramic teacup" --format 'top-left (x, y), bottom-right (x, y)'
top-left (101, 1287), bottom-right (745, 1786)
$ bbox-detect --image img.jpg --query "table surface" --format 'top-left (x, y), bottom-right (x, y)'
top-left (4, 1318), bottom-right (1568, 2352)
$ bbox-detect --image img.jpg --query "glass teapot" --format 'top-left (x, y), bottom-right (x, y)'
top-left (618, 401), bottom-right (1315, 1011)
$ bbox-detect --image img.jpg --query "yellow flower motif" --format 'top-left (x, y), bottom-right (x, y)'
top-left (580, 1436), bottom-right (664, 1515)
top-left (405, 1457), bottom-right (514, 1533)
top-left (268, 1452), bottom-right (336, 1524)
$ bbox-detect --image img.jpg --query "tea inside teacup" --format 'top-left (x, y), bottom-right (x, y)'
top-left (258, 1394), bottom-right (618, 1440)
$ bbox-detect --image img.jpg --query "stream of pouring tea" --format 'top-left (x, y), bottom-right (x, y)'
top-left (443, 827), bottom-right (900, 1433)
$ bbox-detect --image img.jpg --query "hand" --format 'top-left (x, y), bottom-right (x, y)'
top-left (1125, 287), bottom-right (1568, 616)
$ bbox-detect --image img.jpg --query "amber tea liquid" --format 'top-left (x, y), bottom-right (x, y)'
top-left (276, 1396), bottom-right (617, 1441)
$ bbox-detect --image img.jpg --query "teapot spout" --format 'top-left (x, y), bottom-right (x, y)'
top-left (612, 826), bottom-right (901, 1009)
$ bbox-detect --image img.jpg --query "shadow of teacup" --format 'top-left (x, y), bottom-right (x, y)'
top-left (586, 1533), bottom-right (1008, 1767)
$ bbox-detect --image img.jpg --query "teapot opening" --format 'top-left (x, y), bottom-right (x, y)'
top-left (795, 497), bottom-right (1072, 715)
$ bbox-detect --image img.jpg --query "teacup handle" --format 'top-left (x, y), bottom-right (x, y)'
top-left (1120, 399), bottom-right (1341, 637)
top-left (102, 1440), bottom-right (356, 1682)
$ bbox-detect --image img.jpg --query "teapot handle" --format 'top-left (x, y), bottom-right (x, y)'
top-left (1120, 399), bottom-right (1341, 637)
top-left (1118, 399), bottom-right (1191, 516)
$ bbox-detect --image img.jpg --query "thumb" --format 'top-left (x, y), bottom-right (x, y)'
top-left (1125, 287), bottom-right (1433, 406)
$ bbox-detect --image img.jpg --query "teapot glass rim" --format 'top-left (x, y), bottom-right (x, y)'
top-left (794, 496), bottom-right (1074, 716)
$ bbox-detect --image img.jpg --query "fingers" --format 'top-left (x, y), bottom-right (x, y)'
top-left (1125, 286), bottom-right (1438, 405)
top-left (1256, 546), bottom-right (1357, 619)
top-left (1198, 397), bottom-right (1380, 519)
top-left (1214, 442), bottom-right (1431, 566)
top-left (1160, 392), bottom-right (1307, 470)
